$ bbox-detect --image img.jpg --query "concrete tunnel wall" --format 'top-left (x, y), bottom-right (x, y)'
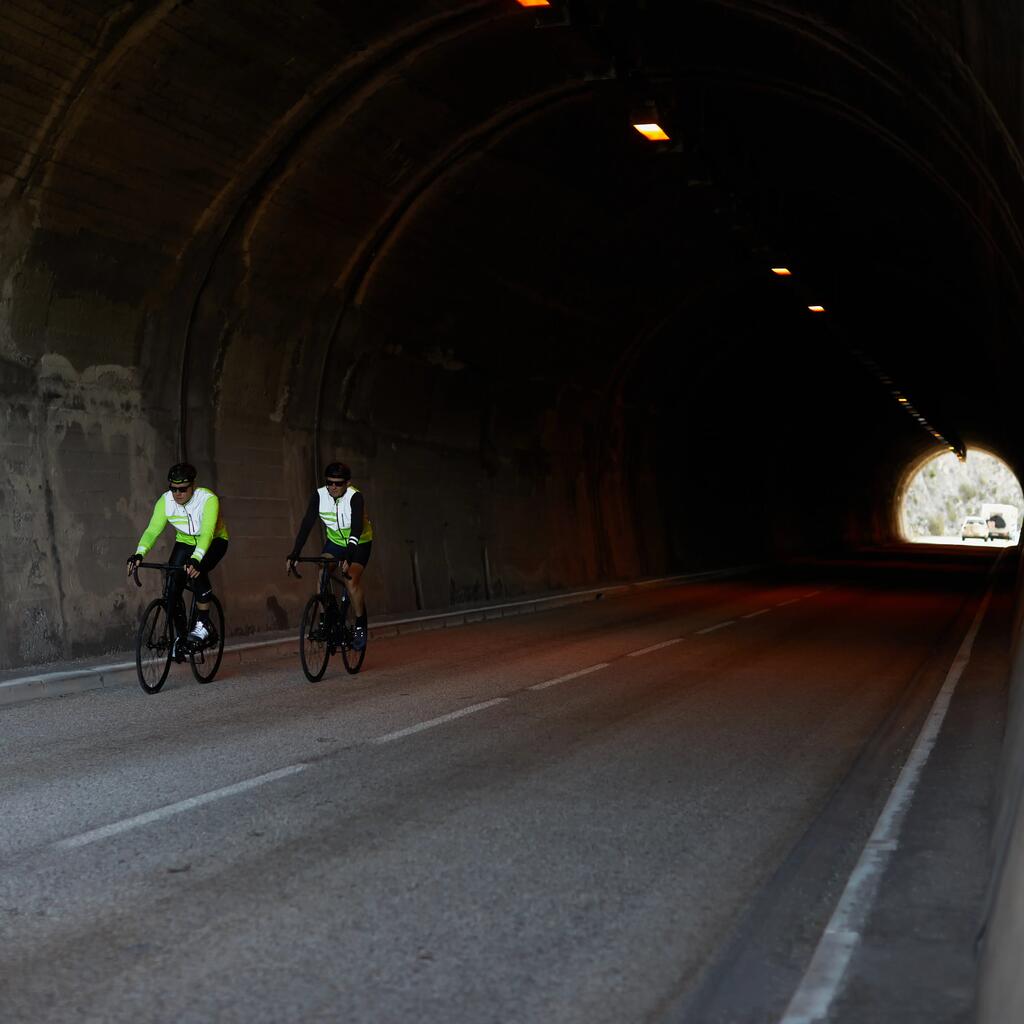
top-left (0, 3), bottom-right (664, 669)
top-left (2, 0), bottom-right (1024, 675)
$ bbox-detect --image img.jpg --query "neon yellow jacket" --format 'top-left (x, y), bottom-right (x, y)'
top-left (135, 487), bottom-right (229, 561)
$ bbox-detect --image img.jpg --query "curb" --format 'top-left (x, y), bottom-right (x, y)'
top-left (0, 565), bottom-right (755, 708)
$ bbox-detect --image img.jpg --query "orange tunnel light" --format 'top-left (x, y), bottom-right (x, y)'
top-left (633, 123), bottom-right (670, 141)
top-left (807, 305), bottom-right (826, 313)
top-left (771, 267), bottom-right (792, 276)
top-left (516, 0), bottom-right (551, 6)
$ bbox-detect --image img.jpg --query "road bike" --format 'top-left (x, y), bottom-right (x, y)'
top-left (131, 562), bottom-right (226, 694)
top-left (288, 556), bottom-right (366, 680)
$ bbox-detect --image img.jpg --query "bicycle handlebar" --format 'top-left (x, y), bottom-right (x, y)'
top-left (286, 555), bottom-right (351, 581)
top-left (130, 561), bottom-right (189, 588)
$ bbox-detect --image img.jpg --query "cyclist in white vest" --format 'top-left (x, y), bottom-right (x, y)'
top-left (126, 462), bottom-right (229, 648)
top-left (286, 462), bottom-right (373, 650)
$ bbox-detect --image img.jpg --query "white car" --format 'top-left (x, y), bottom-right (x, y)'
top-left (961, 516), bottom-right (989, 541)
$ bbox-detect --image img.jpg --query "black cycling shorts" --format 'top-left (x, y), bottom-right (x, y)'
top-left (323, 539), bottom-right (372, 567)
top-left (168, 537), bottom-right (229, 601)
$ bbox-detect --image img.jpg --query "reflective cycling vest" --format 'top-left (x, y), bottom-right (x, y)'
top-left (135, 487), bottom-right (229, 561)
top-left (318, 485), bottom-right (372, 547)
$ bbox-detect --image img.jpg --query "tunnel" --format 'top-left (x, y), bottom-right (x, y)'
top-left (3, 2), bottom-right (1024, 1021)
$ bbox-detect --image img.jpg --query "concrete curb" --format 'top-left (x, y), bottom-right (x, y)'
top-left (0, 565), bottom-right (755, 708)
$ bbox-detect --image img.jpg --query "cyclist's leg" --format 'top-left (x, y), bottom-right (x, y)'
top-left (321, 540), bottom-right (345, 612)
top-left (189, 538), bottom-right (228, 634)
top-left (321, 540), bottom-right (368, 615)
top-left (166, 542), bottom-right (193, 639)
top-left (346, 563), bottom-right (366, 617)
top-left (345, 542), bottom-right (371, 647)
top-left (346, 542), bottom-right (371, 616)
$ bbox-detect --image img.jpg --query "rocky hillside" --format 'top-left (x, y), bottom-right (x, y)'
top-left (902, 450), bottom-right (1023, 537)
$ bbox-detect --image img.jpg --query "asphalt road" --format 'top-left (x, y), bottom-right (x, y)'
top-left (0, 552), bottom-right (1004, 1023)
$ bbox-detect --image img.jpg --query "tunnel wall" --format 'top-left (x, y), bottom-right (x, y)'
top-left (3, 0), bottom-right (1024, 672)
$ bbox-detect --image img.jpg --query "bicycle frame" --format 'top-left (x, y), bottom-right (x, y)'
top-left (289, 556), bottom-right (364, 677)
top-left (132, 561), bottom-right (199, 648)
top-left (130, 560), bottom-right (226, 692)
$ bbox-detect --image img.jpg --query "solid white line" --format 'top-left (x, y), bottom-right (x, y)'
top-left (741, 608), bottom-right (771, 620)
top-left (528, 663), bottom-right (610, 690)
top-left (696, 621), bottom-right (736, 635)
top-left (627, 638), bottom-right (684, 658)
top-left (778, 585), bottom-right (994, 1024)
top-left (804, 590), bottom-right (822, 598)
top-left (371, 698), bottom-right (508, 744)
top-left (776, 598), bottom-right (801, 607)
top-left (56, 764), bottom-right (308, 850)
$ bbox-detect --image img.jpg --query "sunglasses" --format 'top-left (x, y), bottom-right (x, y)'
top-left (169, 484), bottom-right (192, 494)
top-left (325, 479), bottom-right (348, 487)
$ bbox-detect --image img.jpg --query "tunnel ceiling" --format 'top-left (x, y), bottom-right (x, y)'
top-left (2, 3), bottom-right (1024, 546)
top-left (4, 0), bottom-right (1021, 471)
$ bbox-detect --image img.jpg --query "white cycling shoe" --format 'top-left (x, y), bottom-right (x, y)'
top-left (188, 621), bottom-right (210, 643)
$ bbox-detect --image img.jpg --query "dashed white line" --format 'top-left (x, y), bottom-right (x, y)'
top-left (778, 584), bottom-right (994, 1023)
top-left (56, 764), bottom-right (308, 850)
top-left (627, 638), bottom-right (684, 658)
top-left (741, 608), bottom-right (771, 620)
top-left (696, 620), bottom-right (736, 635)
top-left (776, 598), bottom-right (801, 607)
top-left (528, 663), bottom-right (610, 690)
top-left (371, 698), bottom-right (508, 744)
top-left (804, 590), bottom-right (822, 598)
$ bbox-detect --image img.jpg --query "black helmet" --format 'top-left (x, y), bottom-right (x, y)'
top-left (167, 462), bottom-right (197, 484)
top-left (324, 462), bottom-right (351, 481)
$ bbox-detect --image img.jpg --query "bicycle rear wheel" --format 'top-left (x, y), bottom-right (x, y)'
top-left (190, 595), bottom-right (225, 683)
top-left (340, 597), bottom-right (366, 675)
top-left (299, 594), bottom-right (331, 682)
top-left (136, 599), bottom-right (173, 694)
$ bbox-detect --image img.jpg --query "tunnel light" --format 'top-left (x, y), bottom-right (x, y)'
top-left (516, 0), bottom-right (551, 6)
top-left (897, 397), bottom-right (908, 404)
top-left (807, 305), bottom-right (826, 313)
top-left (771, 267), bottom-right (792, 276)
top-left (633, 122), bottom-right (670, 141)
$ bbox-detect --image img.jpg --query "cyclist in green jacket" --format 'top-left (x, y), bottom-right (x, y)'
top-left (127, 463), bottom-right (229, 647)
top-left (286, 462), bottom-right (372, 650)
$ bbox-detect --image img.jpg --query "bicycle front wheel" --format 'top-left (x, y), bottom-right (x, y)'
top-left (190, 595), bottom-right (225, 684)
top-left (299, 594), bottom-right (330, 682)
top-left (136, 599), bottom-right (173, 694)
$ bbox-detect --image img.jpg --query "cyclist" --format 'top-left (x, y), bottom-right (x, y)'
top-left (286, 462), bottom-right (372, 650)
top-left (126, 463), bottom-right (230, 649)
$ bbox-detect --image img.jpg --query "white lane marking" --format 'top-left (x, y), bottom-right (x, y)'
top-left (804, 590), bottom-right (822, 598)
top-left (528, 663), bottom-right (610, 690)
top-left (627, 638), bottom-right (684, 658)
top-left (56, 764), bottom-right (308, 851)
top-left (778, 584), bottom-right (994, 1024)
top-left (776, 598), bottom-right (801, 607)
top-left (741, 608), bottom-right (771, 620)
top-left (696, 621), bottom-right (736, 635)
top-left (371, 698), bottom-right (508, 744)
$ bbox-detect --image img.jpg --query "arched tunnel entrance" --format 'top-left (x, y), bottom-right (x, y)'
top-left (3, 3), bottom-right (1024, 1022)
top-left (900, 449), bottom-right (1024, 546)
